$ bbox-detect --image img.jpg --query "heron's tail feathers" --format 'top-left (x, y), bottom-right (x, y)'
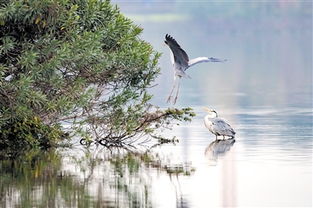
top-left (175, 70), bottom-right (191, 79)
top-left (183, 73), bottom-right (191, 79)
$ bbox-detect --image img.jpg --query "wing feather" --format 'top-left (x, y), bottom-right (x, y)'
top-left (188, 57), bottom-right (227, 68)
top-left (165, 34), bottom-right (189, 68)
top-left (211, 118), bottom-right (235, 137)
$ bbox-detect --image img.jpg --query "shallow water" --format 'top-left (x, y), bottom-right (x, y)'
top-left (1, 1), bottom-right (312, 208)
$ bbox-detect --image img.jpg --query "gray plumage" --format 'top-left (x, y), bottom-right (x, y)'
top-left (164, 34), bottom-right (226, 104)
top-left (203, 108), bottom-right (236, 140)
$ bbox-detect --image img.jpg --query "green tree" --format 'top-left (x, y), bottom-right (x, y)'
top-left (0, 0), bottom-right (194, 151)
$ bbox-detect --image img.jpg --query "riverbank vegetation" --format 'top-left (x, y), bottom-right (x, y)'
top-left (0, 0), bottom-right (194, 153)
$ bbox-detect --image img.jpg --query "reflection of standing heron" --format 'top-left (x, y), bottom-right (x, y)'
top-left (164, 34), bottom-right (227, 104)
top-left (205, 139), bottom-right (236, 161)
top-left (204, 138), bottom-right (237, 207)
top-left (203, 107), bottom-right (236, 140)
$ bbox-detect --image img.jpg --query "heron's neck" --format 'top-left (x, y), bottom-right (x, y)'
top-left (205, 114), bottom-right (217, 120)
top-left (204, 115), bottom-right (210, 121)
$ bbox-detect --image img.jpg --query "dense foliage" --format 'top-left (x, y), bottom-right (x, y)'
top-left (0, 0), bottom-right (194, 151)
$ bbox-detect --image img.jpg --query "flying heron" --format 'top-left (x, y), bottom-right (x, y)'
top-left (164, 34), bottom-right (227, 104)
top-left (203, 107), bottom-right (236, 140)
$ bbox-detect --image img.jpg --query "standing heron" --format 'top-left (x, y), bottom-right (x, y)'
top-left (203, 107), bottom-right (236, 140)
top-left (164, 34), bottom-right (226, 104)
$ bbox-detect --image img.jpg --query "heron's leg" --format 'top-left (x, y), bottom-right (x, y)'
top-left (167, 83), bottom-right (176, 103)
top-left (173, 79), bottom-right (181, 104)
top-left (167, 76), bottom-right (178, 103)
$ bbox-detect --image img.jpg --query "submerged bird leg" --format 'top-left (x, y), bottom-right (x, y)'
top-left (173, 79), bottom-right (181, 104)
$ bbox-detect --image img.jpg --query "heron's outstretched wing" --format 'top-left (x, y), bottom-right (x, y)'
top-left (188, 57), bottom-right (227, 68)
top-left (165, 34), bottom-right (189, 68)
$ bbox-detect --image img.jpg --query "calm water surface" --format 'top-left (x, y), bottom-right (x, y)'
top-left (1, 1), bottom-right (312, 208)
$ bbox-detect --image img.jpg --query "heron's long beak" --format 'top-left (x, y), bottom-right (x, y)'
top-left (202, 107), bottom-right (212, 112)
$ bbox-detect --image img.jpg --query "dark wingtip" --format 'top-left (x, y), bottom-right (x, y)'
top-left (165, 34), bottom-right (178, 44)
top-left (209, 57), bottom-right (228, 62)
top-left (165, 34), bottom-right (175, 41)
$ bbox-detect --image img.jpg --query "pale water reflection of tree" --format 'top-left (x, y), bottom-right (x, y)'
top-left (0, 141), bottom-right (195, 208)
